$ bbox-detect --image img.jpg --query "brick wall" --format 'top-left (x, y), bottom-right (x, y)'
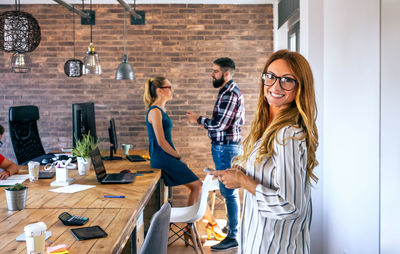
top-left (0, 4), bottom-right (273, 206)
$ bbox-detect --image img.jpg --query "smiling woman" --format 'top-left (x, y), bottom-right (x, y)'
top-left (208, 49), bottom-right (319, 254)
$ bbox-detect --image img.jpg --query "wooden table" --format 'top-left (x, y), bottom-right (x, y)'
top-left (0, 153), bottom-right (162, 254)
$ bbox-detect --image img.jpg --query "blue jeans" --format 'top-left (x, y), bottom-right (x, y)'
top-left (211, 143), bottom-right (240, 239)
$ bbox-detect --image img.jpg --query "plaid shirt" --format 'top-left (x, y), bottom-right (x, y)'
top-left (197, 80), bottom-right (245, 143)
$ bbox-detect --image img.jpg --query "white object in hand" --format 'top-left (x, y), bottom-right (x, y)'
top-left (203, 167), bottom-right (215, 173)
top-left (24, 222), bottom-right (46, 254)
top-left (27, 161), bottom-right (40, 182)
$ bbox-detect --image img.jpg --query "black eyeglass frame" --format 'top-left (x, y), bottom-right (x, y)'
top-left (262, 72), bottom-right (298, 91)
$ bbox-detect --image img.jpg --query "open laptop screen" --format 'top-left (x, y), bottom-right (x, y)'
top-left (91, 147), bottom-right (106, 180)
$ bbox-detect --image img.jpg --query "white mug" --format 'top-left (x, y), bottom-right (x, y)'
top-left (25, 222), bottom-right (46, 254)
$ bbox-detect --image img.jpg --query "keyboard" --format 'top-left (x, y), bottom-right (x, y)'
top-left (126, 155), bottom-right (146, 162)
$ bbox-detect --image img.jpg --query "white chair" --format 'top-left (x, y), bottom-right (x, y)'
top-left (168, 174), bottom-right (217, 254)
top-left (139, 202), bottom-right (171, 254)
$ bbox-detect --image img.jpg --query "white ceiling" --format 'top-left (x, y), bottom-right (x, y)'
top-left (0, 0), bottom-right (274, 5)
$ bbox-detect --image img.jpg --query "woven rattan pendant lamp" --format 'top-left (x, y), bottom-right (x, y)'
top-left (64, 7), bottom-right (83, 77)
top-left (0, 0), bottom-right (41, 73)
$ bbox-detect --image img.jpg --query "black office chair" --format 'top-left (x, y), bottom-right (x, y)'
top-left (8, 105), bottom-right (46, 165)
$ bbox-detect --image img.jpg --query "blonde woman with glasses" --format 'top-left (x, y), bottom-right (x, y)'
top-left (210, 50), bottom-right (319, 253)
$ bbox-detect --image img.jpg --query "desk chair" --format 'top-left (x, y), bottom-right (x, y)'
top-left (8, 105), bottom-right (46, 165)
top-left (139, 202), bottom-right (171, 254)
top-left (168, 174), bottom-right (217, 254)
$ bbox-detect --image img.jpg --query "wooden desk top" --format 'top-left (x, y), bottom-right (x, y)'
top-left (0, 153), bottom-right (161, 254)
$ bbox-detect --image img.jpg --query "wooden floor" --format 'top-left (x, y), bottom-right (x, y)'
top-left (167, 219), bottom-right (238, 254)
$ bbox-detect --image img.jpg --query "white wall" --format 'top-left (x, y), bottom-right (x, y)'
top-left (381, 0), bottom-right (400, 253)
top-left (277, 0), bottom-right (382, 253)
top-left (323, 0), bottom-right (380, 253)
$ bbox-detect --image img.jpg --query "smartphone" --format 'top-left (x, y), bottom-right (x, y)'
top-left (203, 167), bottom-right (215, 173)
top-left (70, 226), bottom-right (107, 241)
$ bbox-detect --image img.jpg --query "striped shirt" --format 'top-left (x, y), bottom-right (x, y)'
top-left (240, 126), bottom-right (311, 254)
top-left (197, 80), bottom-right (245, 143)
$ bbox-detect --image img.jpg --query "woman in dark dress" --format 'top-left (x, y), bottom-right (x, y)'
top-left (144, 77), bottom-right (201, 205)
top-left (143, 77), bottom-right (225, 241)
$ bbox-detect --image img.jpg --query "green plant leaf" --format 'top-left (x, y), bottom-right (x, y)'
top-left (72, 131), bottom-right (99, 158)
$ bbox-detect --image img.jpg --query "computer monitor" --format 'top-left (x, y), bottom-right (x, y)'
top-left (102, 118), bottom-right (122, 161)
top-left (72, 102), bottom-right (97, 148)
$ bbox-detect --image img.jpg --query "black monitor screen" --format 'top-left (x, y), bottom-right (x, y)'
top-left (102, 118), bottom-right (122, 160)
top-left (72, 102), bottom-right (97, 148)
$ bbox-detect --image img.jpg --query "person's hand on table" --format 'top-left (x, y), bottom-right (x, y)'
top-left (0, 171), bottom-right (11, 180)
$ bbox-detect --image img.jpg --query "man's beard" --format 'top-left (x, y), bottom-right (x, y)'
top-left (213, 76), bottom-right (225, 88)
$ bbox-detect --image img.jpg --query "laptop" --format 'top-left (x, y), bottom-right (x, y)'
top-left (91, 147), bottom-right (136, 184)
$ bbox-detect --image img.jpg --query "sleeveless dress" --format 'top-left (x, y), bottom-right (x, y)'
top-left (145, 105), bottom-right (199, 186)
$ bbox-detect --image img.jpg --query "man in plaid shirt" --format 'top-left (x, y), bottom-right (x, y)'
top-left (186, 57), bottom-right (245, 251)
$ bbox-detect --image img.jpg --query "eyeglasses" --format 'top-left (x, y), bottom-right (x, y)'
top-left (262, 72), bottom-right (298, 91)
top-left (160, 86), bottom-right (172, 90)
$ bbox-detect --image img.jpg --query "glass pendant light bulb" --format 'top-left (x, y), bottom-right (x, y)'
top-left (10, 52), bottom-right (31, 73)
top-left (83, 42), bottom-right (101, 75)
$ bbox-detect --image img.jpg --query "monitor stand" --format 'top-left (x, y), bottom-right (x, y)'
top-left (102, 146), bottom-right (122, 161)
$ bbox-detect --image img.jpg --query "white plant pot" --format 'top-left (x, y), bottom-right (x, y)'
top-left (77, 157), bottom-right (91, 176)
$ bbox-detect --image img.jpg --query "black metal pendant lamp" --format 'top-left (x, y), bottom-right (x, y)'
top-left (115, 10), bottom-right (134, 80)
top-left (0, 0), bottom-right (41, 73)
top-left (64, 7), bottom-right (83, 77)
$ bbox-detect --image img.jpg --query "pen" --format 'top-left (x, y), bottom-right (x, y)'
top-left (104, 196), bottom-right (125, 198)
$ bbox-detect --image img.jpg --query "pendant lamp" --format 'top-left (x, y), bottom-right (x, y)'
top-left (1, 0), bottom-right (41, 73)
top-left (9, 52), bottom-right (31, 73)
top-left (64, 7), bottom-right (83, 77)
top-left (0, 0), bottom-right (41, 53)
top-left (115, 10), bottom-right (134, 80)
top-left (83, 0), bottom-right (101, 75)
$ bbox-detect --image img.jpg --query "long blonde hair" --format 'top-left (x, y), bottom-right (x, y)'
top-left (237, 50), bottom-right (319, 183)
top-left (143, 77), bottom-right (167, 108)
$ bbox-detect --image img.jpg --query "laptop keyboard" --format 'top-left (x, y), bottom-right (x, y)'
top-left (104, 174), bottom-right (124, 181)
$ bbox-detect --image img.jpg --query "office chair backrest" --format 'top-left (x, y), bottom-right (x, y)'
top-left (139, 202), bottom-right (171, 254)
top-left (8, 105), bottom-right (46, 165)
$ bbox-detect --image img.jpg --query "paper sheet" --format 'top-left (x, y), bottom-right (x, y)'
top-left (49, 184), bottom-right (96, 194)
top-left (0, 174), bottom-right (30, 186)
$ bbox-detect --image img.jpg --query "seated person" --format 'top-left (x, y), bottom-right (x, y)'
top-left (0, 124), bottom-right (19, 179)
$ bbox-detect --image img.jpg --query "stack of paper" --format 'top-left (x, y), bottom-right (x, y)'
top-left (0, 174), bottom-right (30, 186)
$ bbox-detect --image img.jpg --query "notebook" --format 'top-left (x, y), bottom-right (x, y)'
top-left (90, 147), bottom-right (135, 184)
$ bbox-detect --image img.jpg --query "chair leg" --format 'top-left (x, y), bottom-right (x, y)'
top-left (210, 190), bottom-right (216, 215)
top-left (192, 222), bottom-right (205, 254)
top-left (189, 223), bottom-right (200, 253)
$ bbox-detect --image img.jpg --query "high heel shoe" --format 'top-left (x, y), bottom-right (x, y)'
top-left (206, 222), bottom-right (226, 241)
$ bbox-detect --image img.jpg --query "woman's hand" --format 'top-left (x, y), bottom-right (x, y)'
top-left (209, 168), bottom-right (246, 189)
top-left (209, 167), bottom-right (258, 194)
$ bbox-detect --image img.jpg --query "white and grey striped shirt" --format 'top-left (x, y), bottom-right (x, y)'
top-left (239, 126), bottom-right (311, 254)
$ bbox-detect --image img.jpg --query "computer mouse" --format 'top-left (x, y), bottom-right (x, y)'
top-left (120, 169), bottom-right (131, 174)
top-left (41, 158), bottom-right (51, 164)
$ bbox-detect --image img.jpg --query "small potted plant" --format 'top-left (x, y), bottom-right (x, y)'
top-left (5, 183), bottom-right (27, 211)
top-left (72, 131), bottom-right (98, 175)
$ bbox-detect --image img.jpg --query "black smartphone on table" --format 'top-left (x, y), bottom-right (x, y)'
top-left (70, 226), bottom-right (108, 241)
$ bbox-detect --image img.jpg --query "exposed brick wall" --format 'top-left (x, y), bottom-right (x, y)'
top-left (0, 4), bottom-right (273, 206)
